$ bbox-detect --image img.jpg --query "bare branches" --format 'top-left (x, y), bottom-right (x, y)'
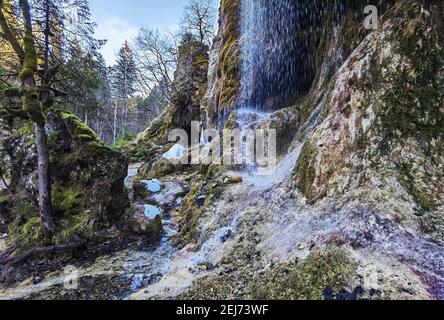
top-left (134, 28), bottom-right (178, 103)
top-left (180, 0), bottom-right (216, 45)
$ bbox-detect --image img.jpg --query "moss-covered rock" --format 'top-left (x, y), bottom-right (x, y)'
top-left (1, 110), bottom-right (130, 254)
top-left (217, 0), bottom-right (241, 109)
top-left (48, 111), bottom-right (130, 221)
top-left (252, 246), bottom-right (357, 300)
top-left (172, 167), bottom-right (227, 248)
top-left (201, 0), bottom-right (241, 126)
top-left (122, 205), bottom-right (163, 238)
top-left (181, 245), bottom-right (358, 300)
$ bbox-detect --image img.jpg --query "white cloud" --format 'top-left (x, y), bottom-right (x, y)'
top-left (95, 17), bottom-right (139, 66)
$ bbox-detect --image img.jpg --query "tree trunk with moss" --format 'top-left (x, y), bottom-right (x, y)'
top-left (19, 0), bottom-right (55, 234)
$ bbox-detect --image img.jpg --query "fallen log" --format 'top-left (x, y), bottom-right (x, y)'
top-left (4, 239), bottom-right (86, 266)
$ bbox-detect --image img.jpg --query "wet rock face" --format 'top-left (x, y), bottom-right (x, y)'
top-left (203, 0), bottom-right (396, 123)
top-left (293, 1), bottom-right (444, 218)
top-left (202, 0), bottom-right (241, 125)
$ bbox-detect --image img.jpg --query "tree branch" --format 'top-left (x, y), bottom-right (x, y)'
top-left (0, 1), bottom-right (25, 63)
top-left (3, 239), bottom-right (87, 265)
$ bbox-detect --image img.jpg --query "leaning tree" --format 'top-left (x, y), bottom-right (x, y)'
top-left (0, 0), bottom-right (103, 235)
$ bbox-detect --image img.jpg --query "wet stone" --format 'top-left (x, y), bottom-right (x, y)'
top-left (195, 195), bottom-right (207, 207)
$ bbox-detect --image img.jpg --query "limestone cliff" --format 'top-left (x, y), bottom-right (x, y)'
top-left (204, 0), bottom-right (443, 232)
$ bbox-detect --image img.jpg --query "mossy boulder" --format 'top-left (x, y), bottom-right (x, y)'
top-left (252, 245), bottom-right (357, 300)
top-left (122, 205), bottom-right (163, 238)
top-left (1, 110), bottom-right (130, 253)
top-left (48, 111), bottom-right (130, 222)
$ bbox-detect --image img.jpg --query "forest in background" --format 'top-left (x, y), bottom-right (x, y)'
top-left (0, 0), bottom-right (216, 147)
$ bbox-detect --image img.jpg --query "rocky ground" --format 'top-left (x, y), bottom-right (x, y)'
top-left (1, 134), bottom-right (441, 300)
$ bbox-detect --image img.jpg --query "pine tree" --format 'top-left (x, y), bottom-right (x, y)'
top-left (112, 40), bottom-right (136, 143)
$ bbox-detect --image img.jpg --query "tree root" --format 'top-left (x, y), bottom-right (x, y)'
top-left (3, 239), bottom-right (87, 266)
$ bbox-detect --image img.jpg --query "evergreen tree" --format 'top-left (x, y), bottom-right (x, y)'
top-left (112, 40), bottom-right (136, 143)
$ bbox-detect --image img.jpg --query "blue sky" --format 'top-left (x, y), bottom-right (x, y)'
top-left (90, 0), bottom-right (219, 65)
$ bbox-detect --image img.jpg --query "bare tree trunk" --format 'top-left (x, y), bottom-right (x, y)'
top-left (35, 122), bottom-right (55, 233)
top-left (113, 102), bottom-right (117, 145)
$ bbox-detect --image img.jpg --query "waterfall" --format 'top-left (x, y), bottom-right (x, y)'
top-left (239, 0), bottom-right (302, 111)
top-left (238, 0), bottom-right (348, 111)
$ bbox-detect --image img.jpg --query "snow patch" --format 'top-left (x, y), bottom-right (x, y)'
top-left (163, 144), bottom-right (186, 161)
top-left (142, 179), bottom-right (161, 193)
top-left (144, 204), bottom-right (161, 219)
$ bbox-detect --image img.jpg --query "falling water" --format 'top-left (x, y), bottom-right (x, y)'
top-left (239, 0), bottom-right (348, 111)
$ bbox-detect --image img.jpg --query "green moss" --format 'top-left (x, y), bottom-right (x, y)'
top-left (16, 122), bottom-right (34, 136)
top-left (294, 141), bottom-right (318, 203)
top-left (8, 217), bottom-right (50, 253)
top-left (23, 90), bottom-right (45, 125)
top-left (173, 169), bottom-right (227, 248)
top-left (114, 132), bottom-right (137, 152)
top-left (8, 208), bottom-right (96, 252)
top-left (172, 183), bottom-right (201, 247)
top-left (184, 245), bottom-right (357, 300)
top-left (252, 245), bottom-right (357, 300)
top-left (376, 1), bottom-right (444, 149)
top-left (159, 112), bottom-right (174, 138)
top-left (224, 111), bottom-right (239, 130)
top-left (59, 142), bottom-right (119, 171)
top-left (61, 112), bottom-right (100, 144)
top-left (3, 86), bottom-right (20, 97)
top-left (218, 0), bottom-right (241, 109)
top-left (52, 185), bottom-right (84, 214)
top-left (19, 27), bottom-right (38, 80)
top-left (53, 212), bottom-right (96, 245)
top-left (146, 158), bottom-right (177, 179)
